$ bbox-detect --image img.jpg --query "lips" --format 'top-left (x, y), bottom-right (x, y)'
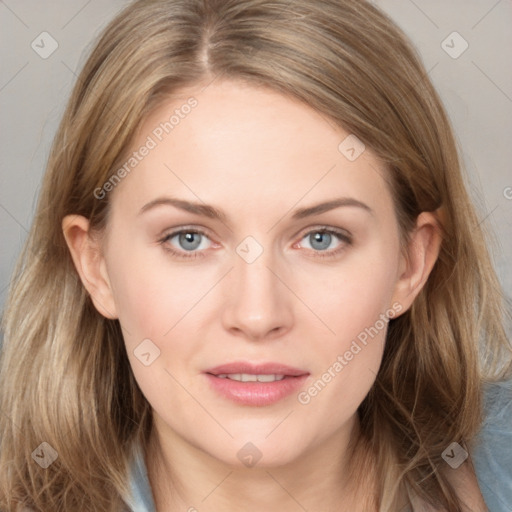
top-left (204, 361), bottom-right (309, 406)
top-left (205, 362), bottom-right (308, 377)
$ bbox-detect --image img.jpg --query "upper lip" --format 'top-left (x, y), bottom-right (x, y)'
top-left (205, 362), bottom-right (309, 377)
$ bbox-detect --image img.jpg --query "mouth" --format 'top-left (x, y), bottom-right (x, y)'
top-left (204, 362), bottom-right (309, 406)
top-left (214, 373), bottom-right (287, 382)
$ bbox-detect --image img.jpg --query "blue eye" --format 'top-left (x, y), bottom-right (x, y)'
top-left (162, 230), bottom-right (212, 255)
top-left (299, 228), bottom-right (351, 254)
top-left (175, 232), bottom-right (204, 251)
top-left (160, 227), bottom-right (350, 260)
top-left (307, 232), bottom-right (334, 250)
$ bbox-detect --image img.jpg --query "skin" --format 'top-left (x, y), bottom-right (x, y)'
top-left (63, 80), bottom-right (485, 511)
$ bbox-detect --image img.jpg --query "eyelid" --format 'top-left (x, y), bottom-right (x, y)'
top-left (158, 225), bottom-right (219, 259)
top-left (293, 225), bottom-right (353, 257)
top-left (295, 225), bottom-right (352, 243)
top-left (159, 224), bottom-right (221, 244)
top-left (157, 224), bottom-right (352, 259)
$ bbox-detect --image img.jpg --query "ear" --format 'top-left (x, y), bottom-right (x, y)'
top-left (391, 211), bottom-right (442, 314)
top-left (62, 215), bottom-right (118, 319)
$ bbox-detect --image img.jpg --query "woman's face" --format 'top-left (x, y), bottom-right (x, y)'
top-left (96, 80), bottom-right (412, 467)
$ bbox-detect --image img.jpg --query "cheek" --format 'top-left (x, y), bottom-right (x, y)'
top-left (293, 240), bottom-right (399, 412)
top-left (106, 240), bottom-right (213, 340)
top-left (300, 243), bottom-right (399, 346)
top-left (106, 248), bottom-right (207, 404)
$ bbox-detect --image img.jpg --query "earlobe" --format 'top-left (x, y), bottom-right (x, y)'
top-left (391, 211), bottom-right (442, 313)
top-left (62, 215), bottom-right (118, 319)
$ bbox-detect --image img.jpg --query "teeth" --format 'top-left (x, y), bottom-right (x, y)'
top-left (254, 374), bottom-right (285, 382)
top-left (216, 373), bottom-right (286, 382)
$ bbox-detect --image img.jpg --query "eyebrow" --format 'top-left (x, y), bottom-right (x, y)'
top-left (139, 196), bottom-right (373, 221)
top-left (291, 198), bottom-right (373, 219)
top-left (139, 197), bottom-right (228, 222)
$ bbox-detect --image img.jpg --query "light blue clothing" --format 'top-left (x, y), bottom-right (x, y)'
top-left (472, 379), bottom-right (512, 511)
top-left (127, 442), bottom-right (156, 512)
top-left (128, 379), bottom-right (512, 511)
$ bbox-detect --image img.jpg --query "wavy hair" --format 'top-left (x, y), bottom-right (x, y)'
top-left (1, 0), bottom-right (510, 510)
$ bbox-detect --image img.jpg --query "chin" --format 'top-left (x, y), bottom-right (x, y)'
top-left (204, 436), bottom-right (307, 470)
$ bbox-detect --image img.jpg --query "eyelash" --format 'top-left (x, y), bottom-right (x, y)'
top-left (159, 227), bottom-right (211, 260)
top-left (158, 226), bottom-right (352, 260)
top-left (298, 226), bottom-right (353, 259)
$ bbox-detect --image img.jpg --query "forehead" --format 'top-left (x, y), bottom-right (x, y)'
top-left (110, 80), bottom-right (392, 219)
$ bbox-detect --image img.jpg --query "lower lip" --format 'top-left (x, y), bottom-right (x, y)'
top-left (204, 374), bottom-right (309, 406)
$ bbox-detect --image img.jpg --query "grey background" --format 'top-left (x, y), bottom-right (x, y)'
top-left (1, 0), bottom-right (511, 315)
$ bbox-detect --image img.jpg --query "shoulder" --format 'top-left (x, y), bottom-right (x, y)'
top-left (471, 378), bottom-right (512, 512)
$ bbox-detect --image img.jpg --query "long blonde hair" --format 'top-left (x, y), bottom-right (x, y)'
top-left (1, 0), bottom-right (510, 510)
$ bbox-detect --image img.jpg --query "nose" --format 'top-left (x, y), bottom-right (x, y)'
top-left (221, 250), bottom-right (294, 341)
